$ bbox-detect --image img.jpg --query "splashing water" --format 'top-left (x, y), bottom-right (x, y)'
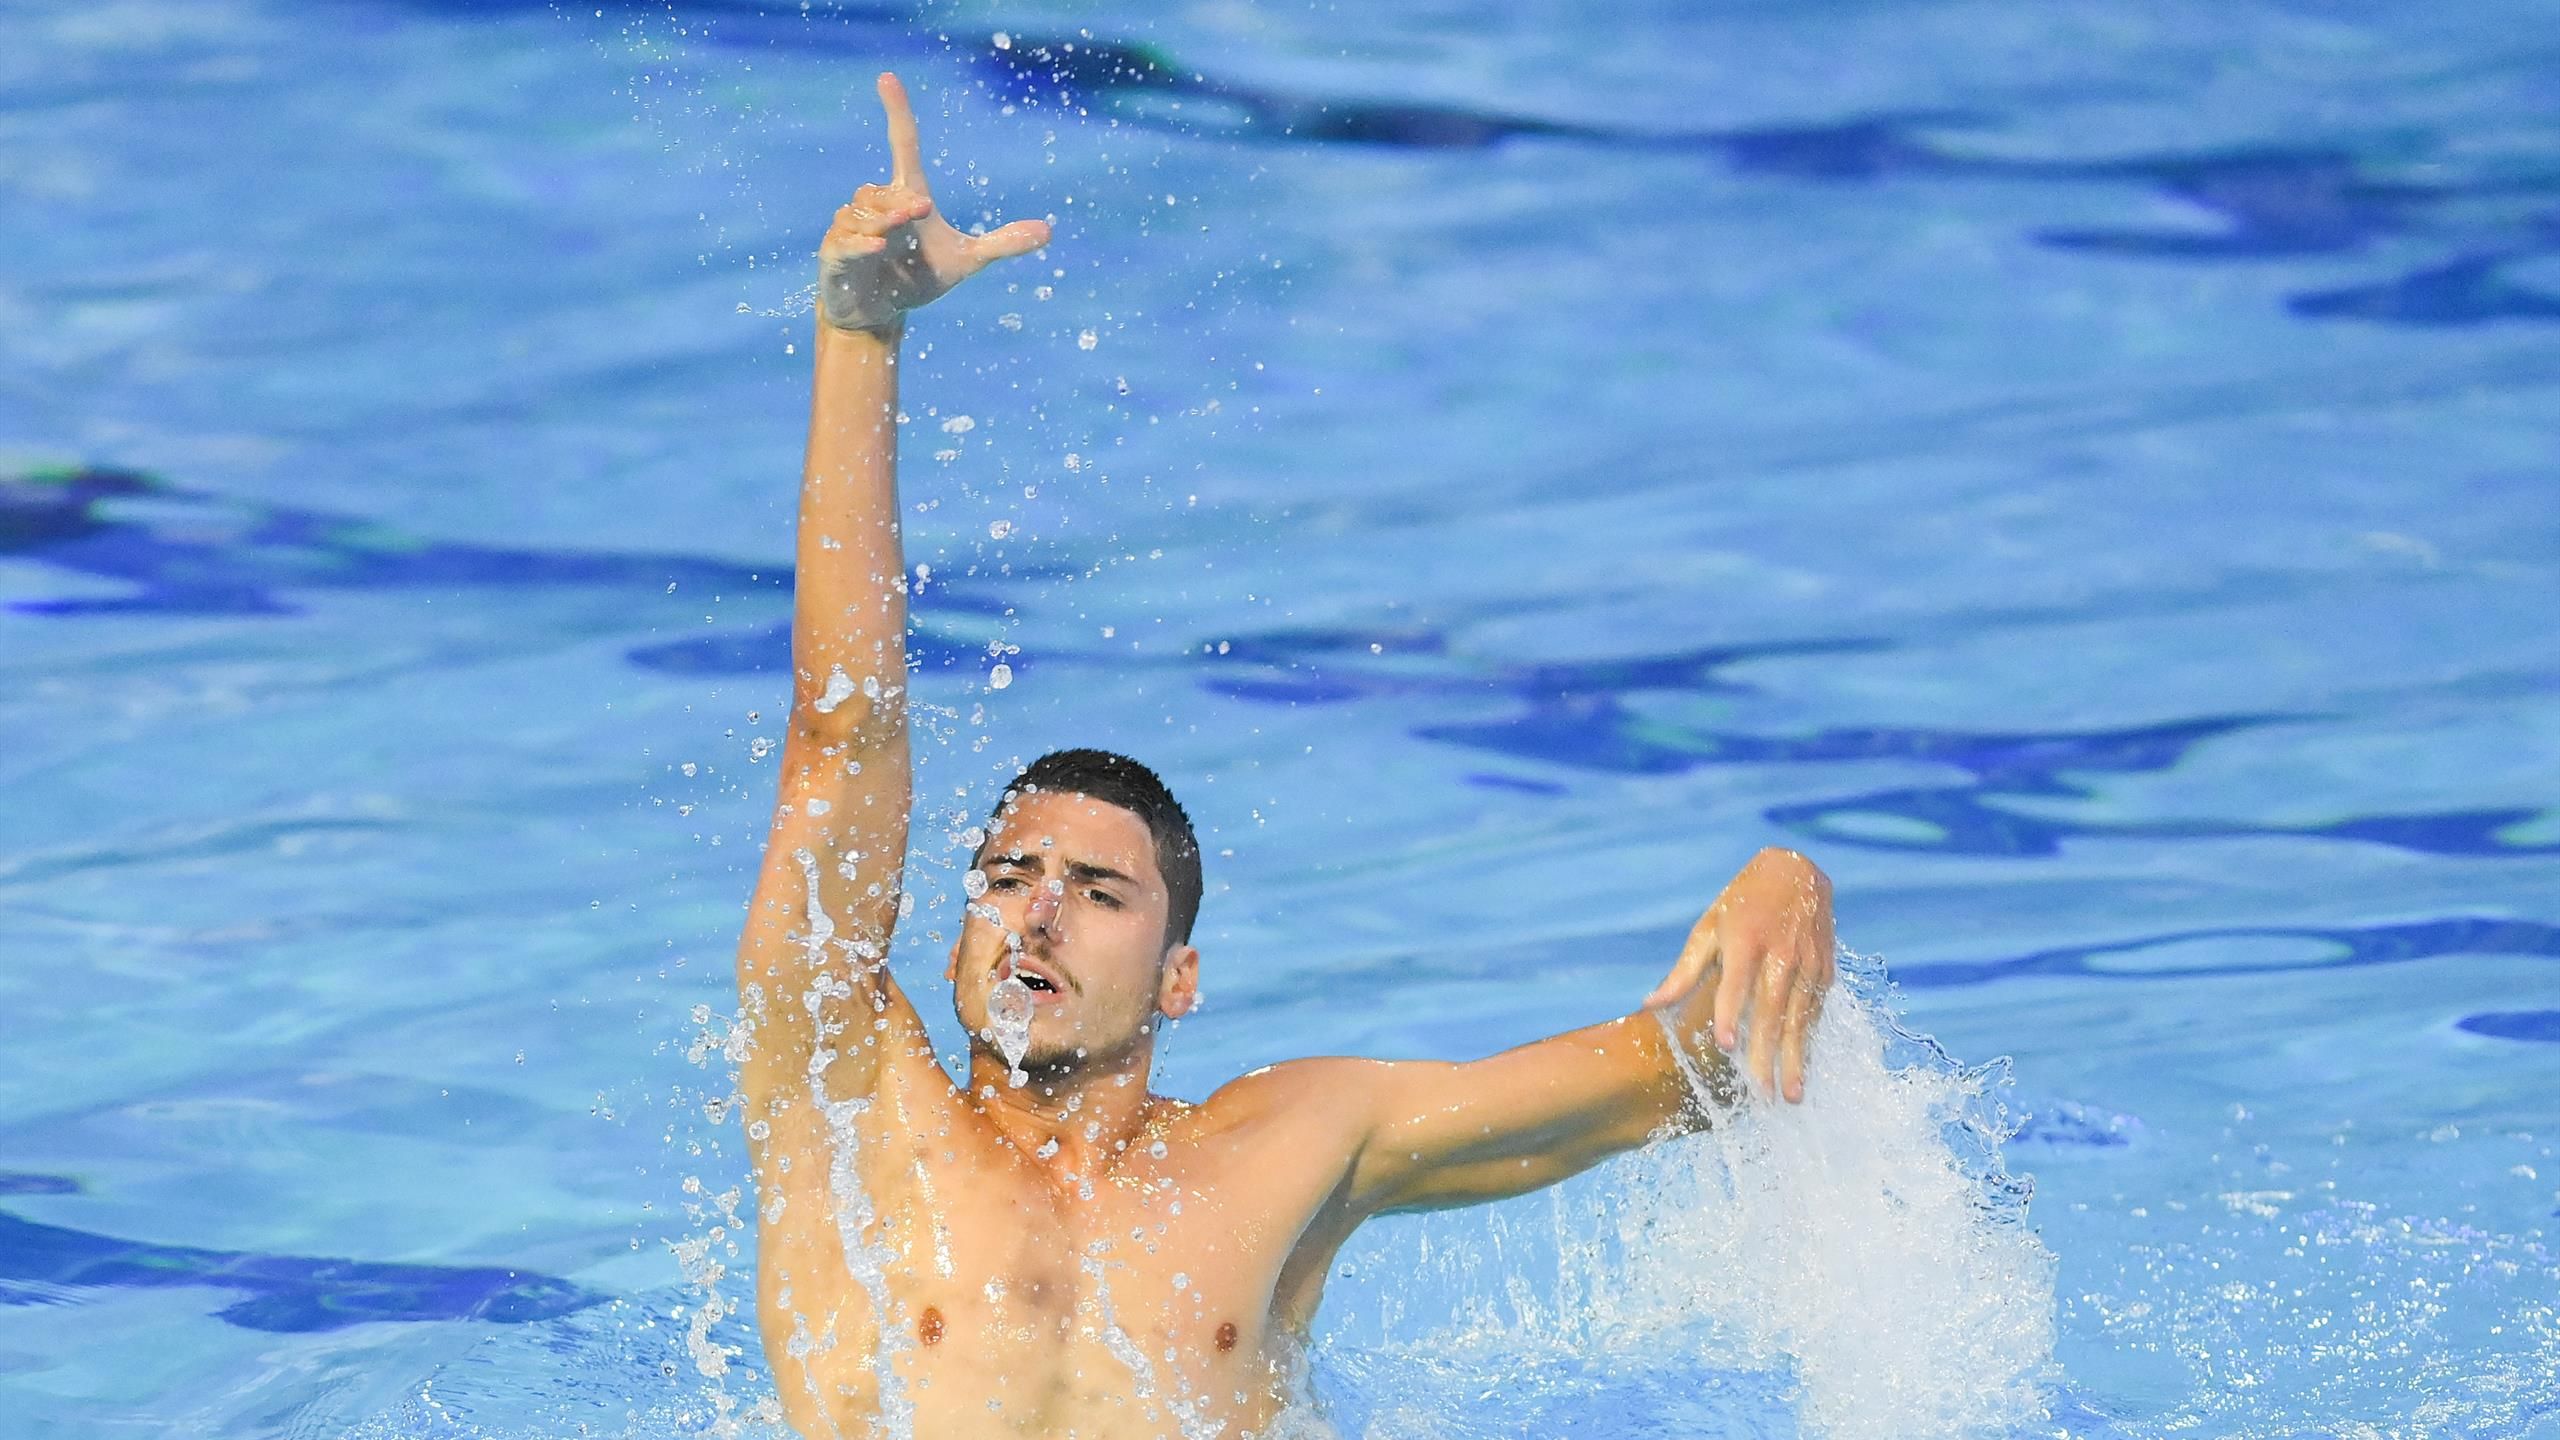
top-left (1614, 977), bottom-right (2056, 1437)
top-left (1311, 951), bottom-right (2057, 1440)
top-left (988, 974), bottom-right (1034, 1081)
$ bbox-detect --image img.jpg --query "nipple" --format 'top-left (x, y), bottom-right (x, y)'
top-left (918, 1305), bottom-right (945, 1346)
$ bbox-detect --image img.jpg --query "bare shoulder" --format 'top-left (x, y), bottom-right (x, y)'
top-left (1196, 1056), bottom-right (1395, 1131)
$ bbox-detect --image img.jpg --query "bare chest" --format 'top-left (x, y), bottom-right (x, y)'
top-left (871, 1123), bottom-right (1298, 1353)
top-left (772, 1102), bottom-right (1346, 1438)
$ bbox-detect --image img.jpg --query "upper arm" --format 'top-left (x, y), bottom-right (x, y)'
top-left (735, 720), bottom-right (954, 1336)
top-left (735, 719), bottom-right (934, 1201)
top-left (1334, 1015), bottom-right (1702, 1216)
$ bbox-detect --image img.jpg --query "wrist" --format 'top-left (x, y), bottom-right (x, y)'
top-left (818, 313), bottom-right (905, 348)
top-left (1653, 1008), bottom-right (1739, 1114)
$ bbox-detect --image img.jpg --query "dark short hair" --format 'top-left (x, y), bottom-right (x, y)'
top-left (980, 748), bottom-right (1202, 947)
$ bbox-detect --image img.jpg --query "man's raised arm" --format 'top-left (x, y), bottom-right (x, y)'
top-left (733, 71), bottom-right (1050, 1146)
top-left (1324, 848), bottom-right (1836, 1217)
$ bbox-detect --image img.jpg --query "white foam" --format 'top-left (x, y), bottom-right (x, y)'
top-left (1606, 976), bottom-right (2057, 1437)
top-left (1311, 952), bottom-right (2057, 1440)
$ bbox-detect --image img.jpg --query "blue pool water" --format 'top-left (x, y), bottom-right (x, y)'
top-left (4, 1), bottom-right (2557, 1435)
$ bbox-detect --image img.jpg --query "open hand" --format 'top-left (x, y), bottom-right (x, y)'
top-left (1642, 847), bottom-right (1836, 1103)
top-left (818, 72), bottom-right (1052, 335)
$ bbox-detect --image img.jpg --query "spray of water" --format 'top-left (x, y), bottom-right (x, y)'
top-left (987, 974), bottom-right (1034, 1081)
top-left (1312, 950), bottom-right (2057, 1440)
top-left (1612, 972), bottom-right (2056, 1437)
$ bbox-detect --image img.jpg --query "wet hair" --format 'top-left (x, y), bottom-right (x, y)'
top-left (981, 748), bottom-right (1202, 948)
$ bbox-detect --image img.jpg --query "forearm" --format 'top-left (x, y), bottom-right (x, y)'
top-left (1476, 1012), bottom-right (1730, 1162)
top-left (788, 318), bottom-right (909, 749)
top-left (734, 318), bottom-right (916, 1110)
top-left (1358, 1012), bottom-right (1734, 1213)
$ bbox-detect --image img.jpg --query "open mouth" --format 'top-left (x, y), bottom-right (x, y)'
top-left (1002, 954), bottom-right (1068, 1000)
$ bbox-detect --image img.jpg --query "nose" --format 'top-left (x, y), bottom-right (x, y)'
top-left (1023, 876), bottom-right (1065, 940)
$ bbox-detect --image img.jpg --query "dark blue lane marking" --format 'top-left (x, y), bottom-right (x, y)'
top-left (1768, 788), bottom-right (2554, 859)
top-left (0, 466), bottom-right (1070, 694)
top-left (0, 1200), bottom-right (602, 1334)
top-left (2, 465), bottom-right (776, 619)
top-left (973, 38), bottom-right (2560, 324)
top-left (15, 466), bottom-right (2552, 859)
top-left (1465, 772), bottom-right (1568, 796)
top-left (2455, 1010), bottom-right (2560, 1043)
top-left (1, 467), bottom-right (1010, 679)
top-left (1895, 916), bottom-right (2560, 988)
top-left (2290, 248), bottom-right (2560, 326)
top-left (389, 2), bottom-right (2560, 324)
top-left (628, 618), bottom-right (1013, 677)
top-left (1204, 627), bottom-right (1884, 722)
top-left (1200, 626), bottom-right (2555, 859)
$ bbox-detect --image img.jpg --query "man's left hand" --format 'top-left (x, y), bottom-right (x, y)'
top-left (1641, 848), bottom-right (1836, 1103)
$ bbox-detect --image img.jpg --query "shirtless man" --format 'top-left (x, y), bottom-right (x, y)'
top-left (734, 73), bottom-right (1841, 1440)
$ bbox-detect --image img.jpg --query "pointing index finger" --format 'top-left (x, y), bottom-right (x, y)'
top-left (878, 72), bottom-right (927, 189)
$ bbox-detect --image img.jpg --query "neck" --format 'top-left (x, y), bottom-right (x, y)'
top-left (965, 1039), bottom-right (1161, 1176)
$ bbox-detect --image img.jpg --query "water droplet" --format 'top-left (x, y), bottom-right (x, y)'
top-left (988, 663), bottom-right (1014, 690)
top-left (941, 414), bottom-right (977, 434)
top-left (988, 519), bottom-right (1013, 540)
top-left (1077, 329), bottom-right (1098, 350)
top-left (988, 975), bottom-right (1035, 1080)
top-left (812, 664), bottom-right (858, 714)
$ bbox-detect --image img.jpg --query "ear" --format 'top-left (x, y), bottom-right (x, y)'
top-left (1155, 942), bottom-right (1201, 1019)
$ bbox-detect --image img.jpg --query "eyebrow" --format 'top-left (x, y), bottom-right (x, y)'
top-left (982, 851), bottom-right (1139, 888)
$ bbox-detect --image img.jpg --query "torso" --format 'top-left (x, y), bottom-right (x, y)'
top-left (760, 1042), bottom-right (1366, 1440)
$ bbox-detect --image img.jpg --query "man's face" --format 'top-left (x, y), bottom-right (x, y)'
top-left (946, 788), bottom-right (1198, 1075)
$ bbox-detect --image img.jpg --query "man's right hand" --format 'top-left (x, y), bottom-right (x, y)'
top-left (1641, 848), bottom-right (1836, 1104)
top-left (819, 72), bottom-right (1052, 336)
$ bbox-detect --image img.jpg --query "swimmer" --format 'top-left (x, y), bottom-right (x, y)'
top-left (735, 72), bottom-right (1840, 1440)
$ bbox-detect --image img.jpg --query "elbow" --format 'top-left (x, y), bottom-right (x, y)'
top-left (789, 670), bottom-right (907, 752)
